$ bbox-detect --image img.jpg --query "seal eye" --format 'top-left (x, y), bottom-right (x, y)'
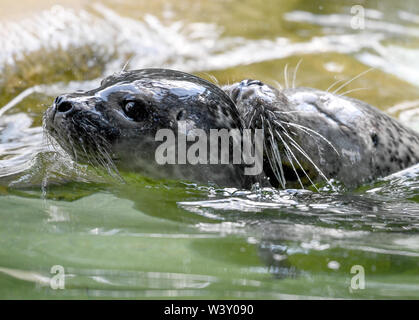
top-left (123, 100), bottom-right (148, 121)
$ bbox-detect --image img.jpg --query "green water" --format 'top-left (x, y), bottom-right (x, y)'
top-left (0, 0), bottom-right (419, 299)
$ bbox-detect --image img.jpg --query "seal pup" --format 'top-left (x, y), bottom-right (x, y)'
top-left (44, 68), bottom-right (419, 189)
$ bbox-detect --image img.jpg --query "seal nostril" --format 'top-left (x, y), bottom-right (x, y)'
top-left (56, 101), bottom-right (74, 114)
top-left (239, 79), bottom-right (263, 87)
top-left (247, 79), bottom-right (263, 86)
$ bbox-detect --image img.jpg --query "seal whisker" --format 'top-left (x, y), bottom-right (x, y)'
top-left (96, 144), bottom-right (120, 178)
top-left (271, 142), bottom-right (286, 188)
top-left (202, 73), bottom-right (219, 85)
top-left (287, 137), bottom-right (335, 190)
top-left (273, 110), bottom-right (313, 115)
top-left (57, 119), bottom-right (77, 160)
top-left (77, 119), bottom-right (118, 175)
top-left (246, 108), bottom-right (258, 129)
top-left (277, 132), bottom-right (305, 189)
top-left (121, 58), bottom-right (132, 72)
top-left (76, 127), bottom-right (100, 167)
top-left (326, 78), bottom-right (345, 92)
top-left (279, 120), bottom-right (340, 156)
top-left (46, 131), bottom-right (65, 156)
top-left (267, 110), bottom-right (316, 189)
top-left (266, 110), bottom-right (306, 188)
top-left (90, 135), bottom-right (121, 178)
top-left (271, 117), bottom-right (334, 189)
top-left (275, 122), bottom-right (318, 191)
top-left (243, 108), bottom-right (254, 121)
top-left (287, 150), bottom-right (319, 191)
top-left (261, 119), bottom-right (285, 188)
top-left (69, 137), bottom-right (79, 163)
top-left (78, 137), bottom-right (94, 165)
top-left (261, 113), bottom-right (287, 188)
top-left (284, 63), bottom-right (289, 89)
top-left (332, 68), bottom-right (374, 95)
top-left (284, 147), bottom-right (305, 189)
top-left (273, 80), bottom-right (283, 90)
top-left (266, 119), bottom-right (286, 188)
top-left (268, 138), bottom-right (287, 188)
top-left (338, 87), bottom-right (368, 97)
top-left (90, 139), bottom-right (116, 172)
top-left (292, 59), bottom-right (303, 89)
top-left (281, 135), bottom-right (319, 191)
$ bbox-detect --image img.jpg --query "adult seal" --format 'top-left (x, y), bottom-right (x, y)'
top-left (44, 68), bottom-right (419, 189)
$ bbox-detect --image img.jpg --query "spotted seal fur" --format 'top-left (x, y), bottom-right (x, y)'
top-left (44, 68), bottom-right (419, 189)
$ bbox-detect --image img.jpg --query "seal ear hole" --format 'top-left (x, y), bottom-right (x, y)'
top-left (371, 133), bottom-right (379, 147)
top-left (176, 109), bottom-right (187, 121)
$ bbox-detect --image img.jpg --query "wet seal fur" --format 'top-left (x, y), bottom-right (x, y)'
top-left (44, 68), bottom-right (419, 189)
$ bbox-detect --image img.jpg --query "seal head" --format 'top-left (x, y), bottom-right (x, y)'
top-left (44, 69), bottom-right (252, 186)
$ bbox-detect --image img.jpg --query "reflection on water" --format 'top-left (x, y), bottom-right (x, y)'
top-left (0, 0), bottom-right (418, 299)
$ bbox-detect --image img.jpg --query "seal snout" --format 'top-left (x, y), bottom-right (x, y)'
top-left (229, 79), bottom-right (265, 103)
top-left (52, 94), bottom-right (94, 119)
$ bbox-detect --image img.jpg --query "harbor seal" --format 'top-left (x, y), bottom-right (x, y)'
top-left (44, 68), bottom-right (419, 189)
top-left (44, 69), bottom-right (254, 188)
